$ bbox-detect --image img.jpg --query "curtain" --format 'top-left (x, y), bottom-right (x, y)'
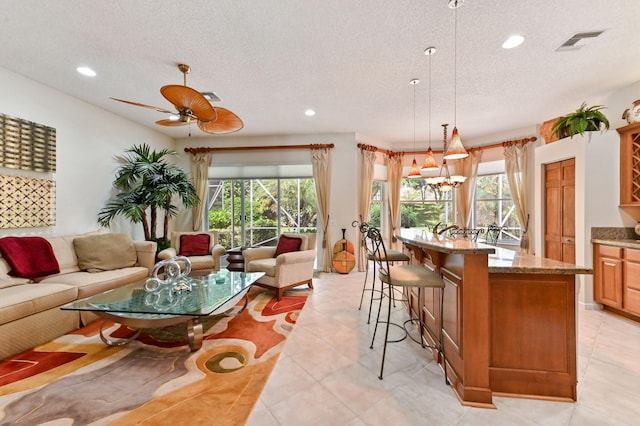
top-left (386, 154), bottom-right (403, 250)
top-left (504, 143), bottom-right (530, 252)
top-left (311, 147), bottom-right (332, 272)
top-left (454, 150), bottom-right (482, 228)
top-left (357, 148), bottom-right (377, 271)
top-left (190, 152), bottom-right (212, 231)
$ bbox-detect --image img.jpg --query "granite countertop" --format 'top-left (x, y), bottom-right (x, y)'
top-left (396, 228), bottom-right (592, 275)
top-left (591, 227), bottom-right (640, 249)
top-left (591, 238), bottom-right (640, 249)
top-left (488, 246), bottom-right (592, 275)
top-left (396, 228), bottom-right (496, 255)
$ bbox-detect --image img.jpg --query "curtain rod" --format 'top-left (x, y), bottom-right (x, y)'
top-left (184, 143), bottom-right (334, 154)
top-left (358, 136), bottom-right (537, 156)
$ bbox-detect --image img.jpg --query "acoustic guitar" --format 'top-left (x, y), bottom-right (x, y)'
top-left (333, 228), bottom-right (355, 274)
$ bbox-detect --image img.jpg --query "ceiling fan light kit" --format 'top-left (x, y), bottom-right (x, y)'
top-left (110, 63), bottom-right (243, 135)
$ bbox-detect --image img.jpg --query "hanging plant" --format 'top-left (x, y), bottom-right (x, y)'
top-left (551, 102), bottom-right (610, 139)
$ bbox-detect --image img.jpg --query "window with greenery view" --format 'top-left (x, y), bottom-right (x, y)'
top-left (394, 172), bottom-right (520, 243)
top-left (208, 178), bottom-right (317, 249)
top-left (398, 179), bottom-right (453, 230)
top-left (471, 174), bottom-right (521, 242)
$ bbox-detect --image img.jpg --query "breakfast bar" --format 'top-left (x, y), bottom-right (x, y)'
top-left (396, 228), bottom-right (592, 408)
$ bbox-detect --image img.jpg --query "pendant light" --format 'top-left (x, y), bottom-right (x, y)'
top-left (443, 0), bottom-right (469, 161)
top-left (407, 78), bottom-right (422, 178)
top-left (424, 123), bottom-right (467, 193)
top-left (421, 46), bottom-right (439, 171)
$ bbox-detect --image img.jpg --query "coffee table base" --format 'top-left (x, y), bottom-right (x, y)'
top-left (96, 292), bottom-right (250, 352)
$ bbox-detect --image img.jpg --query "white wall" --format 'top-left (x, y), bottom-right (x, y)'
top-left (532, 79), bottom-right (640, 308)
top-left (176, 133), bottom-right (359, 268)
top-left (0, 66), bottom-right (174, 239)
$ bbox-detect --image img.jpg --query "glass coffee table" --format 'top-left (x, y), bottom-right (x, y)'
top-left (62, 269), bottom-right (264, 351)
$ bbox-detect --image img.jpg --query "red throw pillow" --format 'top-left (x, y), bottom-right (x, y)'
top-left (179, 234), bottom-right (211, 256)
top-left (0, 236), bottom-right (60, 278)
top-left (274, 235), bottom-right (302, 257)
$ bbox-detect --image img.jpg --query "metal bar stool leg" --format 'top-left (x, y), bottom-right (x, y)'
top-left (378, 282), bottom-right (394, 380)
top-left (358, 258), bottom-right (370, 310)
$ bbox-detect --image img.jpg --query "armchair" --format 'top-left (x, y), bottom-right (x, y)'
top-left (244, 233), bottom-right (317, 300)
top-left (157, 231), bottom-right (226, 271)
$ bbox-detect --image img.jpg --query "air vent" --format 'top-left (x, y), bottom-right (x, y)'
top-left (201, 92), bottom-right (221, 102)
top-left (556, 30), bottom-right (605, 52)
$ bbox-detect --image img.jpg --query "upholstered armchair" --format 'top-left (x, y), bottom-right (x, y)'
top-left (157, 231), bottom-right (226, 271)
top-left (243, 233), bottom-right (317, 300)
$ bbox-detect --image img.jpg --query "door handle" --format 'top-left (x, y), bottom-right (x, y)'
top-left (563, 237), bottom-right (573, 243)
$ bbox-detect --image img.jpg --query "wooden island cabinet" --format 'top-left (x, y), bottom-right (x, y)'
top-left (397, 229), bottom-right (592, 407)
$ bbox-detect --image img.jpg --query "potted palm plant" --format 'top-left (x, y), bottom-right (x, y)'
top-left (98, 144), bottom-right (199, 251)
top-left (551, 102), bottom-right (610, 139)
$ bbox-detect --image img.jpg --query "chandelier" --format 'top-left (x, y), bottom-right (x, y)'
top-left (424, 124), bottom-right (466, 193)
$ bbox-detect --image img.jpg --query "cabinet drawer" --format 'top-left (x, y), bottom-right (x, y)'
top-left (625, 287), bottom-right (640, 317)
top-left (599, 245), bottom-right (622, 258)
top-left (625, 248), bottom-right (640, 263)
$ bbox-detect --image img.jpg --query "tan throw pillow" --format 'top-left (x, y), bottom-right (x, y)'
top-left (73, 233), bottom-right (137, 272)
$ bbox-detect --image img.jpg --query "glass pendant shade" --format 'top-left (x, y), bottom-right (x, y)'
top-left (421, 147), bottom-right (439, 170)
top-left (443, 127), bottom-right (468, 160)
top-left (408, 158), bottom-right (422, 178)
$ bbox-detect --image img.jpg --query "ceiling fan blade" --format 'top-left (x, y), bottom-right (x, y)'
top-left (160, 85), bottom-right (217, 122)
top-left (197, 107), bottom-right (244, 134)
top-left (156, 118), bottom-right (189, 127)
top-left (109, 97), bottom-right (174, 114)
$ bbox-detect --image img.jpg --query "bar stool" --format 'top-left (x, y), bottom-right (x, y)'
top-left (352, 220), bottom-right (410, 324)
top-left (366, 226), bottom-right (448, 382)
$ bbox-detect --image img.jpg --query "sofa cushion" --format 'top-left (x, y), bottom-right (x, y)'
top-left (274, 235), bottom-right (302, 258)
top-left (0, 283), bottom-right (77, 326)
top-left (38, 266), bottom-right (149, 299)
top-left (246, 258), bottom-right (277, 277)
top-left (46, 230), bottom-right (104, 275)
top-left (179, 234), bottom-right (210, 256)
top-left (0, 236), bottom-right (60, 278)
top-left (73, 233), bottom-right (137, 272)
top-left (0, 257), bottom-right (31, 288)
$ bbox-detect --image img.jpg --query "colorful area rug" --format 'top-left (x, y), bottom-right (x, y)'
top-left (0, 288), bottom-right (308, 425)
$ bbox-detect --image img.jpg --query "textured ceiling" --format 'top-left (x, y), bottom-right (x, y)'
top-left (1, 0), bottom-right (639, 150)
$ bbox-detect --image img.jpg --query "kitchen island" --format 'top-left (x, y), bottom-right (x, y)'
top-left (396, 228), bottom-right (592, 408)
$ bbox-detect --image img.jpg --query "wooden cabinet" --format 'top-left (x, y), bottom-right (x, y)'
top-left (618, 122), bottom-right (640, 207)
top-left (594, 243), bottom-right (640, 317)
top-left (594, 245), bottom-right (623, 308)
top-left (624, 249), bottom-right (640, 316)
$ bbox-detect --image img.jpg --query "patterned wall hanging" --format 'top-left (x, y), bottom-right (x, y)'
top-left (0, 175), bottom-right (56, 228)
top-left (0, 113), bottom-right (56, 172)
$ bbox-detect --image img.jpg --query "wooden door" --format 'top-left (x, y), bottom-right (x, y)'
top-left (544, 159), bottom-right (575, 262)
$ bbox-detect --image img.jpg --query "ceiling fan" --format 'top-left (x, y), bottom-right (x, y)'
top-left (110, 63), bottom-right (243, 135)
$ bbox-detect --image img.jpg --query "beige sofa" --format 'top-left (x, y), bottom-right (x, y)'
top-left (0, 232), bottom-right (156, 360)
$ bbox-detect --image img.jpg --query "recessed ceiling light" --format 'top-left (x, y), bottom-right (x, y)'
top-left (305, 109), bottom-right (316, 117)
top-left (76, 66), bottom-right (96, 77)
top-left (502, 35), bottom-right (524, 49)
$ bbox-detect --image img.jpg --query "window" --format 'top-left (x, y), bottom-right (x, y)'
top-left (207, 178), bottom-right (317, 249)
top-left (395, 172), bottom-right (521, 243)
top-left (471, 174), bottom-right (521, 243)
top-left (399, 179), bottom-right (453, 230)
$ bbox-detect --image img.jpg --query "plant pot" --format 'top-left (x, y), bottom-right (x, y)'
top-left (540, 117), bottom-right (562, 144)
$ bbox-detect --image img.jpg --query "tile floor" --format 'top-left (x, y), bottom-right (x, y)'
top-left (246, 271), bottom-right (640, 426)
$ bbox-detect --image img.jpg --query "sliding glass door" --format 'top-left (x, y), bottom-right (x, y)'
top-left (207, 178), bottom-right (317, 249)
